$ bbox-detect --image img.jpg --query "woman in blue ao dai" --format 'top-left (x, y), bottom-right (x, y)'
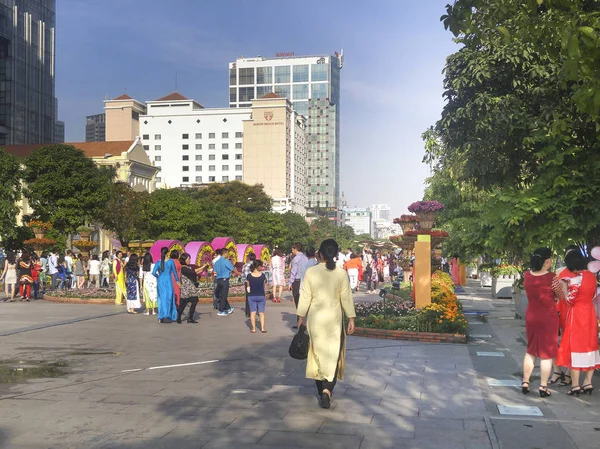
top-left (152, 247), bottom-right (179, 322)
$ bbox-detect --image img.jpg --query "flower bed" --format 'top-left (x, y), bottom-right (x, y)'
top-left (354, 270), bottom-right (467, 341)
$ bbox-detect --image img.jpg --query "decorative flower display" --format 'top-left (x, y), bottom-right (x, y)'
top-left (71, 240), bottom-right (99, 249)
top-left (236, 244), bottom-right (256, 265)
top-left (407, 201), bottom-right (445, 213)
top-left (211, 237), bottom-right (238, 265)
top-left (393, 215), bottom-right (419, 223)
top-left (24, 237), bottom-right (57, 246)
top-left (403, 230), bottom-right (449, 238)
top-left (490, 264), bottom-right (519, 278)
top-left (27, 220), bottom-right (53, 230)
top-left (253, 245), bottom-right (271, 266)
top-left (149, 240), bottom-right (185, 263)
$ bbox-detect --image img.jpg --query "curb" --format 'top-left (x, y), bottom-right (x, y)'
top-left (353, 327), bottom-right (467, 344)
top-left (43, 295), bottom-right (265, 305)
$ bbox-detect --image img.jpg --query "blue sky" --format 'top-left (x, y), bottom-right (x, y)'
top-left (57, 0), bottom-right (457, 217)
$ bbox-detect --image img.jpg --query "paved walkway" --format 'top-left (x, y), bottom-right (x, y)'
top-left (0, 283), bottom-right (596, 448)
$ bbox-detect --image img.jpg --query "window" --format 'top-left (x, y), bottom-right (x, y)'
top-left (235, 165), bottom-right (242, 171)
top-left (239, 67), bottom-right (255, 85)
top-left (235, 176), bottom-right (242, 181)
top-left (229, 87), bottom-right (236, 103)
top-left (257, 85), bottom-right (273, 98)
top-left (156, 177), bottom-right (161, 183)
top-left (155, 145), bottom-right (161, 151)
top-left (195, 166), bottom-right (202, 171)
top-left (155, 156), bottom-right (162, 161)
top-left (195, 176), bottom-right (202, 183)
top-left (143, 145), bottom-right (149, 151)
top-left (293, 65), bottom-right (309, 82)
top-left (195, 144), bottom-right (202, 150)
top-left (222, 154), bottom-right (229, 160)
top-left (195, 155), bottom-right (202, 161)
top-left (229, 68), bottom-right (236, 86)
top-left (182, 166), bottom-right (189, 172)
top-left (209, 144), bottom-right (216, 150)
top-left (209, 176), bottom-right (216, 182)
top-left (239, 86), bottom-right (254, 102)
top-left (235, 143), bottom-right (242, 149)
top-left (154, 134), bottom-right (161, 140)
top-left (222, 143), bottom-right (229, 149)
top-left (222, 132), bottom-right (229, 139)
top-left (222, 165), bottom-right (229, 171)
top-left (209, 154), bottom-right (215, 160)
top-left (257, 66), bottom-right (272, 84)
top-left (311, 83), bottom-right (328, 99)
top-left (235, 132), bottom-right (243, 138)
top-left (142, 134), bottom-right (149, 140)
top-left (293, 84), bottom-right (308, 100)
top-left (182, 134), bottom-right (189, 139)
top-left (195, 133), bottom-right (202, 139)
top-left (235, 154), bottom-right (242, 160)
top-left (182, 144), bottom-right (189, 150)
top-left (311, 63), bottom-right (328, 82)
top-left (182, 155), bottom-right (189, 161)
top-left (209, 165), bottom-right (215, 171)
top-left (209, 133), bottom-right (215, 138)
top-left (182, 177), bottom-right (189, 182)
top-left (274, 85), bottom-right (290, 99)
top-left (275, 66), bottom-right (291, 83)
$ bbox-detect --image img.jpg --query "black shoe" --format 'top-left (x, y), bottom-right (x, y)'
top-left (567, 387), bottom-right (581, 397)
top-left (548, 372), bottom-right (564, 385)
top-left (582, 384), bottom-right (594, 395)
top-left (539, 386), bottom-right (551, 398)
top-left (176, 318), bottom-right (182, 324)
top-left (187, 319), bottom-right (198, 324)
top-left (320, 393), bottom-right (331, 409)
top-left (521, 381), bottom-right (530, 394)
top-left (292, 325), bottom-right (298, 329)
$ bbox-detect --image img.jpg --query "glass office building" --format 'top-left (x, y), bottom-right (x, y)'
top-left (0, 0), bottom-right (56, 145)
top-left (229, 53), bottom-right (342, 216)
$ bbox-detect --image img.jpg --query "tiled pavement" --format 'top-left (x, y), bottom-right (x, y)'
top-left (0, 284), bottom-right (597, 448)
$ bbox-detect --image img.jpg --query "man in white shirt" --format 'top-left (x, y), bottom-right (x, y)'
top-left (48, 251), bottom-right (59, 290)
top-left (87, 254), bottom-right (101, 288)
top-left (64, 250), bottom-right (75, 289)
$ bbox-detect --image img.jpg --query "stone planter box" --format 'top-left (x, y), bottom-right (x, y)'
top-left (466, 267), bottom-right (478, 279)
top-left (480, 272), bottom-right (492, 288)
top-left (492, 276), bottom-right (515, 299)
top-left (354, 327), bottom-right (466, 344)
top-left (513, 288), bottom-right (528, 319)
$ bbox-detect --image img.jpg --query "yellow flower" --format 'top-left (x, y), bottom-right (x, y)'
top-left (439, 320), bottom-right (443, 323)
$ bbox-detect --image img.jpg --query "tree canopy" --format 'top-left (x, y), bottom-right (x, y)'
top-left (99, 182), bottom-right (150, 246)
top-left (0, 149), bottom-right (22, 242)
top-left (22, 145), bottom-right (114, 234)
top-left (424, 0), bottom-right (600, 258)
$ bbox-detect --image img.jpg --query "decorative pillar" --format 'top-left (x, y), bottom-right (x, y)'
top-left (459, 262), bottom-right (467, 286)
top-left (414, 234), bottom-right (432, 308)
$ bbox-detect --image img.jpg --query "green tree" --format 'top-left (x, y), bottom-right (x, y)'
top-left (99, 182), bottom-right (150, 247)
top-left (424, 0), bottom-right (600, 257)
top-left (281, 212), bottom-right (311, 251)
top-left (0, 149), bottom-right (22, 242)
top-left (22, 145), bottom-right (114, 234)
top-left (191, 181), bottom-right (272, 213)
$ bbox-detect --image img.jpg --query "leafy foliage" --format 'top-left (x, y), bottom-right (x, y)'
top-left (22, 145), bottom-right (114, 234)
top-left (0, 149), bottom-right (22, 241)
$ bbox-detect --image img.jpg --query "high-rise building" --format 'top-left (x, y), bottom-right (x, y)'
top-left (243, 93), bottom-right (307, 215)
top-left (86, 113), bottom-right (106, 142)
top-left (368, 204), bottom-right (391, 221)
top-left (228, 52), bottom-right (342, 217)
top-left (53, 119), bottom-right (64, 142)
top-left (342, 208), bottom-right (371, 236)
top-left (0, 0), bottom-right (56, 145)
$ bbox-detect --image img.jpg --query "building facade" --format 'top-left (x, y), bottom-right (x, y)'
top-left (104, 94), bottom-right (146, 142)
top-left (342, 207), bottom-right (371, 236)
top-left (228, 53), bottom-right (342, 217)
top-left (138, 92), bottom-right (251, 188)
top-left (86, 113), bottom-right (106, 142)
top-left (53, 119), bottom-right (63, 142)
top-left (243, 94), bottom-right (307, 215)
top-left (0, 0), bottom-right (56, 145)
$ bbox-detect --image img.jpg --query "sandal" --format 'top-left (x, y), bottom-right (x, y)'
top-left (539, 386), bottom-right (551, 398)
top-left (559, 375), bottom-right (572, 386)
top-left (567, 386), bottom-right (581, 397)
top-left (548, 372), bottom-right (564, 385)
top-left (521, 381), bottom-right (530, 394)
top-left (250, 329), bottom-right (256, 333)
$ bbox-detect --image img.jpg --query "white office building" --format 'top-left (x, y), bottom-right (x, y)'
top-left (139, 92), bottom-right (251, 188)
top-left (342, 208), bottom-right (371, 235)
top-left (368, 204), bottom-right (391, 221)
top-left (372, 220), bottom-right (401, 239)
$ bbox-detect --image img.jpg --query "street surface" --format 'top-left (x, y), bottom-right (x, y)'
top-left (0, 282), bottom-right (597, 448)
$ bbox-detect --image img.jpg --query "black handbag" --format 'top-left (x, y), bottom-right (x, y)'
top-left (289, 324), bottom-right (309, 360)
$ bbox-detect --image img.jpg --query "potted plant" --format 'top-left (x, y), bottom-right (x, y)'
top-left (478, 262), bottom-right (495, 288)
top-left (491, 264), bottom-right (519, 298)
top-left (27, 220), bottom-right (52, 239)
top-left (393, 215), bottom-right (418, 233)
top-left (76, 225), bottom-right (94, 241)
top-left (407, 201), bottom-right (445, 231)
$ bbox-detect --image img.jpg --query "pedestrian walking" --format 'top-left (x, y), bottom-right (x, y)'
top-left (18, 250), bottom-right (33, 301)
top-left (246, 260), bottom-right (267, 333)
top-left (113, 251), bottom-right (126, 305)
top-left (125, 253), bottom-right (142, 314)
top-left (170, 249), bottom-right (182, 309)
top-left (141, 252), bottom-right (158, 316)
top-left (152, 247), bottom-right (179, 323)
top-left (75, 253), bottom-right (87, 289)
top-left (214, 248), bottom-right (238, 316)
top-left (344, 254), bottom-right (362, 292)
top-left (297, 239), bottom-right (356, 409)
top-left (289, 243), bottom-right (308, 328)
top-left (242, 252), bottom-right (257, 318)
top-left (177, 252), bottom-right (199, 324)
top-left (521, 248), bottom-right (561, 397)
top-left (270, 249), bottom-right (285, 303)
top-left (1, 252), bottom-right (18, 301)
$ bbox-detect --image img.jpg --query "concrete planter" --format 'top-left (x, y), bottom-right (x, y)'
top-left (492, 276), bottom-right (515, 299)
top-left (354, 327), bottom-right (466, 344)
top-left (466, 267), bottom-right (478, 279)
top-left (480, 272), bottom-right (492, 288)
top-left (513, 288), bottom-right (528, 319)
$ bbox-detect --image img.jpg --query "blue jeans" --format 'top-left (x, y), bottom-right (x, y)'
top-left (215, 278), bottom-right (231, 312)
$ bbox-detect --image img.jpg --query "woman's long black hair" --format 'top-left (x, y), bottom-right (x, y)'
top-left (319, 239), bottom-right (339, 271)
top-left (142, 252), bottom-right (153, 272)
top-left (126, 253), bottom-right (138, 271)
top-left (160, 246), bottom-right (168, 271)
top-left (530, 247), bottom-right (551, 272)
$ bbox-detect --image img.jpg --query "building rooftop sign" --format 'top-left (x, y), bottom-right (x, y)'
top-left (276, 52), bottom-right (295, 57)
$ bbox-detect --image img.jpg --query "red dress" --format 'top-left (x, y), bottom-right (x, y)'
top-left (556, 270), bottom-right (600, 370)
top-left (523, 271), bottom-right (559, 359)
top-left (556, 268), bottom-right (573, 333)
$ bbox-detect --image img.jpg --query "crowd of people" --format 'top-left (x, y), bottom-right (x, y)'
top-left (522, 246), bottom-right (600, 398)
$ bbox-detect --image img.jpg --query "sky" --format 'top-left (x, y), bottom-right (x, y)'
top-left (57, 0), bottom-right (458, 218)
